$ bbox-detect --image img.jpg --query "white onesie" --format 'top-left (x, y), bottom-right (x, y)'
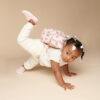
top-left (17, 22), bottom-right (67, 70)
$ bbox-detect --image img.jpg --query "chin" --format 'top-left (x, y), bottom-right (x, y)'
top-left (67, 60), bottom-right (73, 62)
top-left (68, 61), bottom-right (72, 63)
top-left (63, 59), bottom-right (68, 62)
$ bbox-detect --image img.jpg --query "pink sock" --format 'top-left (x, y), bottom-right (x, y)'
top-left (22, 10), bottom-right (38, 24)
top-left (16, 66), bottom-right (26, 74)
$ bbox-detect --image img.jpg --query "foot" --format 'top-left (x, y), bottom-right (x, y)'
top-left (22, 10), bottom-right (38, 25)
top-left (16, 65), bottom-right (26, 74)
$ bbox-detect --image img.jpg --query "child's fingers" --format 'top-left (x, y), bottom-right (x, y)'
top-left (63, 83), bottom-right (75, 90)
top-left (66, 84), bottom-right (75, 90)
top-left (64, 87), bottom-right (66, 90)
top-left (71, 72), bottom-right (77, 76)
top-left (66, 73), bottom-right (73, 77)
top-left (66, 72), bottom-right (77, 77)
top-left (68, 85), bottom-right (75, 90)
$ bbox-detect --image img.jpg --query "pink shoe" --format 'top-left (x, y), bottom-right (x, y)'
top-left (22, 10), bottom-right (38, 25)
top-left (16, 66), bottom-right (26, 74)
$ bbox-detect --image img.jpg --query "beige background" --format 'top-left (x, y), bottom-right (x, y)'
top-left (0, 0), bottom-right (100, 100)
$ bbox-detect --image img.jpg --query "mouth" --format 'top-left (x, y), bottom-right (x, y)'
top-left (64, 58), bottom-right (68, 62)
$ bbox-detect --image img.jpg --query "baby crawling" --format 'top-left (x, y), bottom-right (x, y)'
top-left (16, 10), bottom-right (85, 90)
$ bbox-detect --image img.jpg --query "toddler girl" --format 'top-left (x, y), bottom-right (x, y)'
top-left (16, 10), bottom-right (85, 90)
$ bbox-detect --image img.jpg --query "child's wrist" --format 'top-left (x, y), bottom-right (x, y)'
top-left (60, 82), bottom-right (66, 87)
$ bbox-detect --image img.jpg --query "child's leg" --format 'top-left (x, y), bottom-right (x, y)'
top-left (24, 56), bottom-right (39, 70)
top-left (16, 56), bottom-right (39, 74)
top-left (17, 22), bottom-right (36, 55)
top-left (17, 11), bottom-right (39, 55)
top-left (17, 21), bottom-right (43, 56)
top-left (16, 11), bottom-right (41, 74)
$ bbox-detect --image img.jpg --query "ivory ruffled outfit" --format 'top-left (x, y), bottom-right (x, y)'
top-left (17, 22), bottom-right (67, 69)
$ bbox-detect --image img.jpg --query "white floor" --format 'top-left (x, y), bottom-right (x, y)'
top-left (0, 53), bottom-right (100, 100)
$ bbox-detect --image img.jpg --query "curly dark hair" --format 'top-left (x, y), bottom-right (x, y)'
top-left (66, 37), bottom-right (85, 59)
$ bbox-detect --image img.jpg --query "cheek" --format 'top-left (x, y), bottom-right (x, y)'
top-left (62, 51), bottom-right (66, 57)
top-left (63, 51), bottom-right (69, 58)
top-left (62, 54), bottom-right (66, 60)
top-left (62, 52), bottom-right (67, 61)
top-left (67, 58), bottom-right (74, 62)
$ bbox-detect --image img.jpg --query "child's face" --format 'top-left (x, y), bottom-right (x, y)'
top-left (61, 43), bottom-right (81, 62)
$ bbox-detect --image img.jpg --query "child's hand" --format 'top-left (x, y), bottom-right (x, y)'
top-left (62, 82), bottom-right (75, 90)
top-left (62, 64), bottom-right (77, 77)
top-left (50, 60), bottom-right (75, 90)
top-left (65, 72), bottom-right (77, 77)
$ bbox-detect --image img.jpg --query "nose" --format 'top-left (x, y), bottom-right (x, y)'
top-left (65, 57), bottom-right (70, 62)
top-left (67, 56), bottom-right (70, 59)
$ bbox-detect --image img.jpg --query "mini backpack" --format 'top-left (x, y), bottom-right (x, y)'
top-left (40, 28), bottom-right (70, 49)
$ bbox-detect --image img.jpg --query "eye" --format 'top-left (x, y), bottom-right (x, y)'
top-left (66, 52), bottom-right (69, 55)
top-left (72, 56), bottom-right (76, 59)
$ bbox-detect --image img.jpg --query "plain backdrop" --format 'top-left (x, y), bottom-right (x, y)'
top-left (0, 0), bottom-right (100, 100)
top-left (0, 0), bottom-right (99, 59)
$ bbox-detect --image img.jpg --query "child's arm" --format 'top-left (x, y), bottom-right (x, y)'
top-left (62, 64), bottom-right (77, 77)
top-left (50, 60), bottom-right (75, 90)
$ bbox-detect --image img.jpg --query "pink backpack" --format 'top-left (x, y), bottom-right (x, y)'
top-left (40, 28), bottom-right (70, 49)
